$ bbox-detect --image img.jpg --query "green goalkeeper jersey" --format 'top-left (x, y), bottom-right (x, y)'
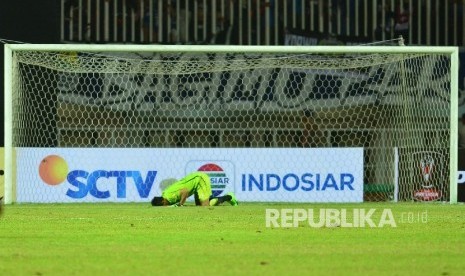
top-left (161, 172), bottom-right (212, 204)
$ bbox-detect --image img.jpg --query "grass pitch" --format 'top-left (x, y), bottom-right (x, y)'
top-left (0, 202), bottom-right (464, 275)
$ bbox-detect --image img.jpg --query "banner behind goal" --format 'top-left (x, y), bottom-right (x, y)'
top-left (4, 44), bottom-right (459, 204)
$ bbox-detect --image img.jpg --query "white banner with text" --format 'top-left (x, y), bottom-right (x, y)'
top-left (16, 147), bottom-right (364, 203)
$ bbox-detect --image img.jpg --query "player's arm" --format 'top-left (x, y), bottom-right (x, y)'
top-left (178, 188), bottom-right (189, 206)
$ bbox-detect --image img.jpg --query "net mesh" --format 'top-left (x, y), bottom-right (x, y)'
top-left (10, 47), bottom-right (452, 202)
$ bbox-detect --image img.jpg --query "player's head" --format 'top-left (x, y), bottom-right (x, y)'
top-left (151, 196), bottom-right (165, 206)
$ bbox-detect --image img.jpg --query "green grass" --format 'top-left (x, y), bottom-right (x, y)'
top-left (1, 203), bottom-right (465, 275)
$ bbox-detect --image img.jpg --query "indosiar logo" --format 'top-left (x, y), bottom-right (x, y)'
top-left (241, 172), bottom-right (355, 192)
top-left (197, 163), bottom-right (230, 197)
top-left (38, 154), bottom-right (157, 199)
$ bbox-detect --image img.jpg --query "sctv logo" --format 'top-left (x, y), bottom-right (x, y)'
top-left (38, 155), bottom-right (156, 199)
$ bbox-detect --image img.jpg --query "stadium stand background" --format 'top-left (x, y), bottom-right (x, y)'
top-left (59, 0), bottom-right (465, 46)
top-left (1, 0), bottom-right (464, 148)
top-left (0, 0), bottom-right (61, 148)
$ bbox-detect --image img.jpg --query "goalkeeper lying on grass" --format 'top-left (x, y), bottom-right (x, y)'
top-left (151, 172), bottom-right (238, 207)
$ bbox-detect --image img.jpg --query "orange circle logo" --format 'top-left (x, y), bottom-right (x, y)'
top-left (39, 155), bottom-right (69, 185)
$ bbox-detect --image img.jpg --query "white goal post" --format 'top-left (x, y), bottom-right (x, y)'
top-left (3, 44), bottom-right (459, 204)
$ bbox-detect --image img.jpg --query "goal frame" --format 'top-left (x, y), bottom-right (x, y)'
top-left (3, 44), bottom-right (459, 204)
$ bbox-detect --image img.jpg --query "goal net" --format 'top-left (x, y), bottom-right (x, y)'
top-left (4, 44), bottom-right (459, 204)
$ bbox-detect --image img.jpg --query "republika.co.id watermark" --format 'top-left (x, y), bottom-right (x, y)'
top-left (265, 208), bottom-right (428, 228)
